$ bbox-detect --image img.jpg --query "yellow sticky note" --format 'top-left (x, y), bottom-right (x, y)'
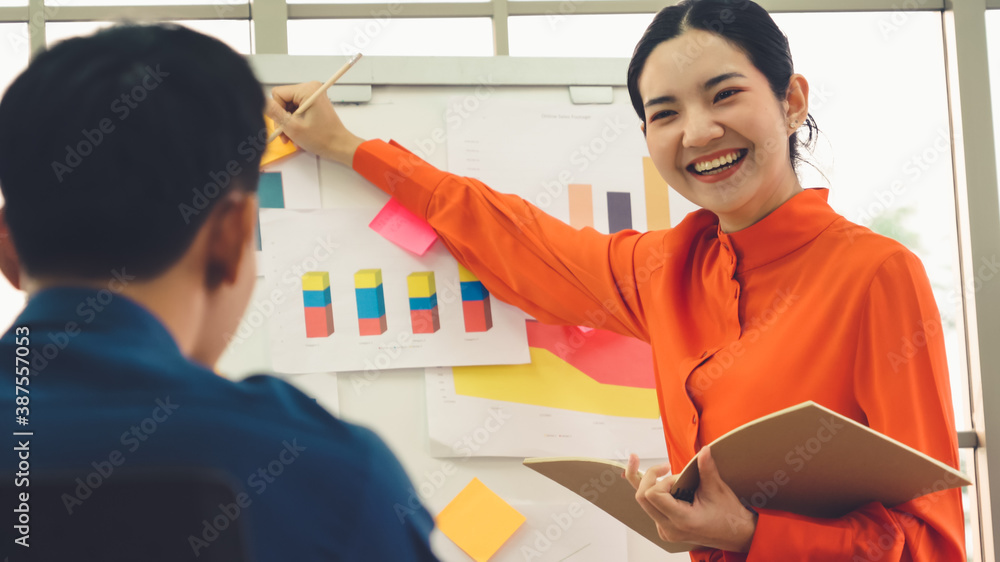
top-left (260, 115), bottom-right (299, 168)
top-left (436, 478), bottom-right (525, 562)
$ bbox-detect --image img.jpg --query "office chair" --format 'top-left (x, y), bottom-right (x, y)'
top-left (4, 467), bottom-right (252, 561)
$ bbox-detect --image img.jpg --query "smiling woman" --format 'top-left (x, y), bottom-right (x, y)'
top-left (265, 0), bottom-right (965, 559)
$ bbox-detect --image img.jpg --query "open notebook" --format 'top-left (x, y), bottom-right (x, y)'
top-left (523, 401), bottom-right (971, 553)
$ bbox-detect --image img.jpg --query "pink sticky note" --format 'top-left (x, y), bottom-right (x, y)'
top-left (369, 198), bottom-right (438, 255)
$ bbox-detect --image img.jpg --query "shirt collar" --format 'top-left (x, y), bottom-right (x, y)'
top-left (12, 286), bottom-right (182, 356)
top-left (716, 188), bottom-right (841, 273)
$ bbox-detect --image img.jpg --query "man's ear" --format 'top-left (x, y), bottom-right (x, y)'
top-left (203, 191), bottom-right (257, 291)
top-left (0, 206), bottom-right (22, 290)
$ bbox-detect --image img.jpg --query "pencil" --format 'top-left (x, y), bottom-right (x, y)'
top-left (266, 52), bottom-right (363, 144)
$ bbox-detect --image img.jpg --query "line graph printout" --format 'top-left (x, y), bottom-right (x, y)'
top-left (446, 102), bottom-right (694, 233)
top-left (259, 208), bottom-right (529, 374)
top-left (426, 321), bottom-right (668, 459)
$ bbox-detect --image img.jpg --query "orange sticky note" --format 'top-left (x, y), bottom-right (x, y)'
top-left (436, 478), bottom-right (525, 562)
top-left (260, 115), bottom-right (300, 168)
top-left (369, 198), bottom-right (438, 255)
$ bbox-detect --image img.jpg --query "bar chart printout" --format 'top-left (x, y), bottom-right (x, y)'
top-left (408, 271), bottom-right (441, 334)
top-left (302, 271), bottom-right (334, 338)
top-left (355, 268), bottom-right (388, 336)
top-left (459, 264), bottom-right (492, 332)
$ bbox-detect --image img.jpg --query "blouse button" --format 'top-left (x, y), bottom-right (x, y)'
top-left (691, 414), bottom-right (698, 424)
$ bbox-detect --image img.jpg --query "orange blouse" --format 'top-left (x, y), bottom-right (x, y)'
top-left (354, 139), bottom-right (965, 561)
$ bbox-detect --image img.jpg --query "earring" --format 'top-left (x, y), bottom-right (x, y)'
top-left (789, 120), bottom-right (798, 129)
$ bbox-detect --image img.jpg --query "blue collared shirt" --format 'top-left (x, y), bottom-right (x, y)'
top-left (2, 286), bottom-right (437, 561)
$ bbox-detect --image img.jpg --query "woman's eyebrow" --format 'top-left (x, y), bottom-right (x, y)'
top-left (644, 72), bottom-right (748, 108)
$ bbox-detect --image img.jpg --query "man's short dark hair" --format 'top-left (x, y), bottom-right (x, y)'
top-left (0, 24), bottom-right (265, 280)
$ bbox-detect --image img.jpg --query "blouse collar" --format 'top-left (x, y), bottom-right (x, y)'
top-left (716, 188), bottom-right (841, 274)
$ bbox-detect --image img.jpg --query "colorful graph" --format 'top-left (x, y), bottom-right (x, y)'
top-left (355, 268), bottom-right (388, 336)
top-left (567, 184), bottom-right (594, 229)
top-left (302, 271), bottom-right (334, 338)
top-left (408, 271), bottom-right (440, 334)
top-left (459, 264), bottom-right (492, 332)
top-left (451, 321), bottom-right (659, 418)
top-left (643, 157), bottom-right (671, 230)
top-left (256, 172), bottom-right (285, 251)
top-left (606, 191), bottom-right (633, 233)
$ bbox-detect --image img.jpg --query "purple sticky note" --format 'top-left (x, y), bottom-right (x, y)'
top-left (369, 198), bottom-right (439, 256)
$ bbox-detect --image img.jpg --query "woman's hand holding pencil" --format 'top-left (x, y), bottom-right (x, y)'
top-left (265, 54), bottom-right (367, 167)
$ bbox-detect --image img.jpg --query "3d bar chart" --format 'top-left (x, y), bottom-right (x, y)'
top-left (407, 271), bottom-right (441, 334)
top-left (567, 184), bottom-right (594, 229)
top-left (643, 157), bottom-right (671, 230)
top-left (606, 192), bottom-right (633, 233)
top-left (459, 264), bottom-right (493, 332)
top-left (302, 271), bottom-right (334, 338)
top-left (355, 268), bottom-right (388, 336)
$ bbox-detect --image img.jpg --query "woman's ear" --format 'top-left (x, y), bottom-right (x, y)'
top-left (786, 74), bottom-right (810, 130)
top-left (0, 206), bottom-right (22, 290)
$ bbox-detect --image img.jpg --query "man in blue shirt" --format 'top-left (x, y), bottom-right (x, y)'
top-left (0, 24), bottom-right (437, 561)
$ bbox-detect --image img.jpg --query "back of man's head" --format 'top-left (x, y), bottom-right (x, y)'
top-left (0, 24), bottom-right (265, 281)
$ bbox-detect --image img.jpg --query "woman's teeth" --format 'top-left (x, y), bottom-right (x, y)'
top-left (693, 150), bottom-right (746, 175)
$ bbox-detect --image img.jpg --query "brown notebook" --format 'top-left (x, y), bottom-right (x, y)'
top-left (523, 401), bottom-right (970, 553)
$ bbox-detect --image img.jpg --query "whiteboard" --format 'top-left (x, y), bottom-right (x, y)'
top-left (217, 55), bottom-right (693, 562)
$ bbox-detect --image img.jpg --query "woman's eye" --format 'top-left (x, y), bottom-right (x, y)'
top-left (715, 89), bottom-right (741, 102)
top-left (650, 110), bottom-right (676, 122)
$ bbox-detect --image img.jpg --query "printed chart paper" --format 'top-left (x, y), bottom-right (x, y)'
top-left (259, 208), bottom-right (529, 374)
top-left (447, 102), bottom-right (697, 233)
top-left (427, 321), bottom-right (669, 459)
top-left (256, 151), bottom-right (323, 268)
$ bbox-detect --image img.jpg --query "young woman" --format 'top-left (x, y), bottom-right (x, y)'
top-left (268, 0), bottom-right (964, 558)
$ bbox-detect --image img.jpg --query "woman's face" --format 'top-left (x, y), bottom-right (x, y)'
top-left (639, 29), bottom-right (805, 232)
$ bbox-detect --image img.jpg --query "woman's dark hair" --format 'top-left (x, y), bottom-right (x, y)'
top-left (0, 24), bottom-right (265, 280)
top-left (627, 0), bottom-right (818, 173)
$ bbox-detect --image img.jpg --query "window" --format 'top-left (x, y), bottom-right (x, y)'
top-left (509, 13), bottom-right (650, 57)
top-left (287, 18), bottom-right (493, 56)
top-left (46, 20), bottom-right (252, 53)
